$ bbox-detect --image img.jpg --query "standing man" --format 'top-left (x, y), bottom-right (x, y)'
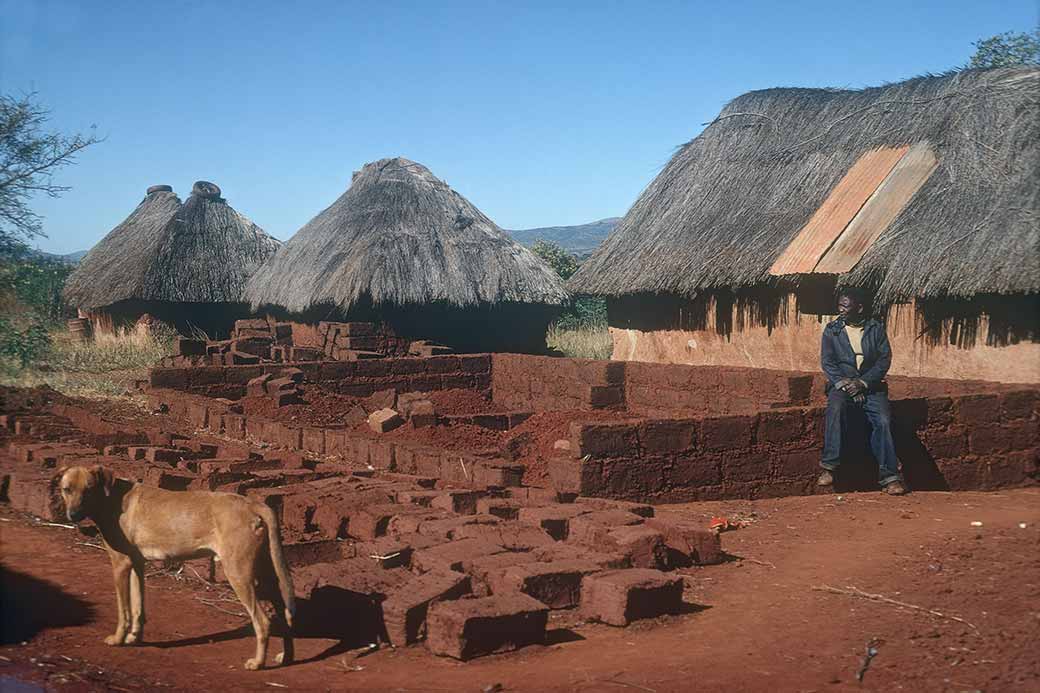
top-left (818, 288), bottom-right (907, 495)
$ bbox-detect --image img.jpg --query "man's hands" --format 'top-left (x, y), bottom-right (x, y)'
top-left (838, 378), bottom-right (869, 403)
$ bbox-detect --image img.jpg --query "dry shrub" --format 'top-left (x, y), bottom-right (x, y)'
top-left (547, 322), bottom-right (613, 360)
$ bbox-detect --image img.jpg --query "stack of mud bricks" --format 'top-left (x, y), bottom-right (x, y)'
top-left (491, 354), bottom-right (625, 411)
top-left (551, 388), bottom-right (1040, 503)
top-left (318, 321), bottom-right (388, 361)
top-left (159, 319), bottom-right (321, 367)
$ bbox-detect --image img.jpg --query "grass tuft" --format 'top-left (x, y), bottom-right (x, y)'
top-left (547, 321), bottom-right (613, 360)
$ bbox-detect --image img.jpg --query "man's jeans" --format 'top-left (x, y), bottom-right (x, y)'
top-left (821, 388), bottom-right (902, 487)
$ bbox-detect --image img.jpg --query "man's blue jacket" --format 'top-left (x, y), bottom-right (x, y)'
top-left (820, 317), bottom-right (892, 392)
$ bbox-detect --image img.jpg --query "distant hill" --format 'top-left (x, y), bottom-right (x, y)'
top-left (29, 249), bottom-right (87, 264)
top-left (506, 218), bottom-right (619, 258)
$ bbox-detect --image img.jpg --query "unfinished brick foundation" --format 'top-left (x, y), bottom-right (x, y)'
top-left (1, 352), bottom-right (1036, 661)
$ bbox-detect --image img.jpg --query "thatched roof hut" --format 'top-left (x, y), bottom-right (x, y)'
top-left (67, 182), bottom-right (280, 309)
top-left (245, 157), bottom-right (567, 312)
top-left (570, 67), bottom-right (1039, 305)
top-left (65, 182), bottom-right (281, 334)
top-left (568, 67), bottom-right (1039, 382)
top-left (244, 158), bottom-right (567, 352)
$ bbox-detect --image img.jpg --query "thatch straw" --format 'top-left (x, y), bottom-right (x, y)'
top-left (65, 184), bottom-right (281, 309)
top-left (569, 67), bottom-right (1039, 305)
top-left (244, 157), bottom-right (568, 313)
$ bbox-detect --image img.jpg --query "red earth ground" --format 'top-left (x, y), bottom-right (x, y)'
top-left (2, 488), bottom-right (1037, 692)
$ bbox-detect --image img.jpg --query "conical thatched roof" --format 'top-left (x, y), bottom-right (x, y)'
top-left (569, 67), bottom-right (1040, 305)
top-left (244, 157), bottom-right (568, 312)
top-left (65, 182), bottom-right (281, 309)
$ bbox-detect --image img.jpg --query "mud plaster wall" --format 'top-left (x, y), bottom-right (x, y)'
top-left (607, 294), bottom-right (1040, 385)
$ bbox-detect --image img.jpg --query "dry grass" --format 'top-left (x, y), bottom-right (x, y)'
top-left (0, 321), bottom-right (174, 399)
top-left (547, 322), bottom-right (613, 360)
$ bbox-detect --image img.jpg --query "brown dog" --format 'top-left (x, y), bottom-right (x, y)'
top-left (59, 465), bottom-right (295, 670)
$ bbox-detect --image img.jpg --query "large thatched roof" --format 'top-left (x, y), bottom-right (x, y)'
top-left (569, 67), bottom-right (1039, 304)
top-left (244, 157), bottom-right (568, 312)
top-left (65, 182), bottom-right (281, 309)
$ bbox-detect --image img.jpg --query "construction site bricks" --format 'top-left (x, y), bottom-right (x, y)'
top-left (382, 571), bottom-right (472, 647)
top-left (581, 569), bottom-right (684, 626)
top-left (425, 593), bottom-right (549, 660)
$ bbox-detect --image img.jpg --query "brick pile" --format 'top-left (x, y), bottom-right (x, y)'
top-left (0, 397), bottom-right (726, 663)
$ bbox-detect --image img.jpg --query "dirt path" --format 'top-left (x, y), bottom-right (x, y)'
top-left (2, 488), bottom-right (1038, 692)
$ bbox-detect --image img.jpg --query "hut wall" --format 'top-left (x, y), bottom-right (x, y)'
top-left (607, 292), bottom-right (1040, 384)
top-left (268, 298), bottom-right (561, 355)
top-left (88, 300), bottom-right (256, 339)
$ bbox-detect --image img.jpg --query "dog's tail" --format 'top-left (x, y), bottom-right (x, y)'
top-left (259, 504), bottom-right (295, 628)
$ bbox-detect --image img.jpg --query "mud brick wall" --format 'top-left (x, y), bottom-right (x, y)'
top-left (148, 354), bottom-right (491, 399)
top-left (555, 388), bottom-right (1039, 503)
top-left (490, 354), bottom-right (625, 411)
top-left (623, 362), bottom-right (819, 416)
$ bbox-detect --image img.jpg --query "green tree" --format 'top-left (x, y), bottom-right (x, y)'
top-left (531, 239), bottom-right (580, 280)
top-left (969, 30), bottom-right (1040, 69)
top-left (0, 92), bottom-right (101, 245)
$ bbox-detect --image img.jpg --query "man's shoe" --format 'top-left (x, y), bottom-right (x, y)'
top-left (883, 481), bottom-right (908, 496)
top-left (816, 470), bottom-right (834, 487)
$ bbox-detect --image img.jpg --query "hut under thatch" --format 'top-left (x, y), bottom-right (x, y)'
top-left (244, 157), bottom-right (568, 353)
top-left (64, 182), bottom-right (281, 337)
top-left (569, 67), bottom-right (1040, 383)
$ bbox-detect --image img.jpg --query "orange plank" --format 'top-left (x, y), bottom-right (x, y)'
top-left (769, 146), bottom-right (909, 276)
top-left (815, 142), bottom-right (938, 274)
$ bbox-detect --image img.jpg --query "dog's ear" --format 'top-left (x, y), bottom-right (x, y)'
top-left (91, 465), bottom-right (115, 497)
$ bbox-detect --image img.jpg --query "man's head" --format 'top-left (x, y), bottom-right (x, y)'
top-left (837, 288), bottom-right (868, 324)
top-left (59, 465), bottom-right (114, 522)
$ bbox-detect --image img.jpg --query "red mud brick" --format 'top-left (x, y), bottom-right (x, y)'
top-left (397, 489), bottom-right (440, 507)
top-left (638, 420), bottom-right (697, 454)
top-left (605, 525), bottom-right (669, 570)
top-left (955, 394), bottom-right (1000, 425)
top-left (348, 503), bottom-right (419, 541)
top-left (517, 504), bottom-right (591, 540)
top-left (408, 400), bottom-right (437, 428)
top-left (487, 559), bottom-right (602, 609)
top-left (999, 390), bottom-right (1039, 421)
top-left (756, 409), bottom-right (804, 445)
top-left (569, 421), bottom-right (640, 458)
top-left (567, 511), bottom-right (644, 546)
top-left (574, 497), bottom-right (654, 518)
top-left (425, 593), bottom-right (549, 660)
top-left (459, 354), bottom-right (491, 374)
top-left (431, 490), bottom-right (480, 515)
top-left (472, 460), bottom-right (524, 488)
top-left (774, 448), bottom-right (823, 478)
top-left (476, 497), bottom-right (522, 520)
top-left (460, 553), bottom-right (540, 596)
top-left (387, 509), bottom-right (453, 537)
top-left (416, 514), bottom-right (501, 541)
top-left (1005, 420), bottom-right (1039, 450)
top-left (356, 537), bottom-right (414, 569)
top-left (302, 427), bottom-right (326, 455)
top-left (382, 572), bottom-right (472, 646)
top-left (581, 569), bottom-right (683, 626)
top-left (411, 538), bottom-right (507, 573)
top-left (721, 449), bottom-right (771, 483)
top-left (700, 415), bottom-right (754, 451)
top-left (383, 472), bottom-right (438, 489)
top-left (369, 408), bottom-right (404, 434)
top-left (968, 426), bottom-right (1009, 455)
top-left (645, 517), bottom-right (724, 566)
top-left (144, 467), bottom-right (196, 491)
top-left (451, 524), bottom-right (556, 551)
top-left (937, 457), bottom-right (987, 490)
top-left (532, 544), bottom-right (629, 570)
top-left (506, 486), bottom-right (560, 505)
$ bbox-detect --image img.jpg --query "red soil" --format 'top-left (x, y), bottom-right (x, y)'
top-left (2, 489), bottom-right (1037, 691)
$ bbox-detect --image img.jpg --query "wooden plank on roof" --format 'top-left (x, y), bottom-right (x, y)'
top-left (769, 146), bottom-right (909, 276)
top-left (814, 142), bottom-right (938, 274)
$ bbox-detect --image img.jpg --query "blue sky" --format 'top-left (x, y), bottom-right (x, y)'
top-left (2, 0), bottom-right (1035, 254)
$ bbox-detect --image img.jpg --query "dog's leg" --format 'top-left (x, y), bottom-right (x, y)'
top-left (105, 552), bottom-right (133, 646)
top-left (126, 558), bottom-right (146, 644)
top-left (224, 565), bottom-right (270, 670)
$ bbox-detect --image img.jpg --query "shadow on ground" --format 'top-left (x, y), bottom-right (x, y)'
top-left (0, 565), bottom-right (95, 644)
